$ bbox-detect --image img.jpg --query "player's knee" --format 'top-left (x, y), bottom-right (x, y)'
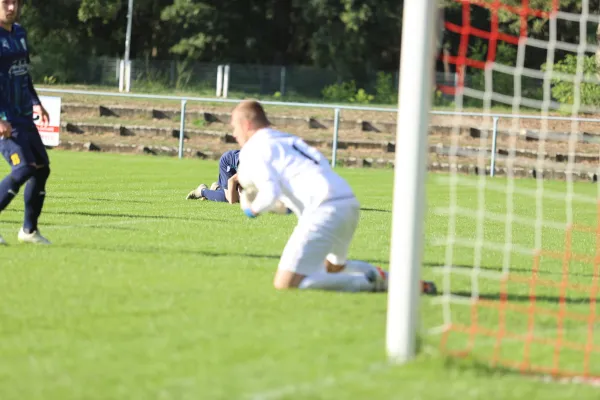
top-left (10, 165), bottom-right (36, 186)
top-left (273, 280), bottom-right (294, 290)
top-left (273, 271), bottom-right (304, 290)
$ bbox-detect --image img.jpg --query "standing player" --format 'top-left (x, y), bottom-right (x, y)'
top-left (186, 149), bottom-right (241, 203)
top-left (0, 0), bottom-right (52, 245)
top-left (233, 99), bottom-right (437, 293)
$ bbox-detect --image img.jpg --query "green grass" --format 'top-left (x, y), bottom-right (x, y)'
top-left (1, 151), bottom-right (599, 399)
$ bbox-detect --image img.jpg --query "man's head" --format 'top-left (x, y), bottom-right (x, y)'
top-left (0, 0), bottom-right (18, 30)
top-left (230, 100), bottom-right (270, 147)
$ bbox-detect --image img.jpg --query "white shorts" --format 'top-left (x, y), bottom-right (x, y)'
top-left (278, 197), bottom-right (360, 276)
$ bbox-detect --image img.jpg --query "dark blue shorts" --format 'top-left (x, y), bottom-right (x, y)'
top-left (0, 123), bottom-right (50, 170)
top-left (217, 150), bottom-right (240, 189)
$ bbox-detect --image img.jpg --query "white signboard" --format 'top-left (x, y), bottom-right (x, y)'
top-left (35, 95), bottom-right (61, 147)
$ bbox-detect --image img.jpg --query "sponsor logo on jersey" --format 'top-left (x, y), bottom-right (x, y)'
top-left (8, 59), bottom-right (29, 77)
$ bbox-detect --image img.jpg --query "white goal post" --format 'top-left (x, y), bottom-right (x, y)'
top-left (386, 0), bottom-right (439, 363)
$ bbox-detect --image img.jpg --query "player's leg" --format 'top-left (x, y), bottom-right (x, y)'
top-left (274, 202), bottom-right (377, 292)
top-left (22, 164), bottom-right (50, 236)
top-left (186, 151), bottom-right (238, 201)
top-left (187, 182), bottom-right (228, 202)
top-left (200, 187), bottom-right (227, 202)
top-left (0, 139), bottom-right (35, 210)
top-left (319, 201), bottom-right (389, 291)
top-left (198, 150), bottom-right (239, 202)
top-left (0, 136), bottom-right (37, 244)
top-left (322, 200), bottom-right (437, 295)
top-left (23, 127), bottom-right (50, 233)
top-left (13, 126), bottom-right (51, 244)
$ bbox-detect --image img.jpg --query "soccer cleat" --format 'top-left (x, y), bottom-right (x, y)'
top-left (186, 184), bottom-right (208, 200)
top-left (0, 233), bottom-right (6, 245)
top-left (18, 228), bottom-right (51, 245)
top-left (421, 280), bottom-right (437, 296)
top-left (210, 182), bottom-right (221, 191)
top-left (366, 266), bottom-right (388, 292)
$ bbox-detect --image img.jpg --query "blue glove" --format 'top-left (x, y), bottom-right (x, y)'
top-left (243, 208), bottom-right (257, 218)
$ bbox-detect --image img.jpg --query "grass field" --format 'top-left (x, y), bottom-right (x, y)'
top-left (1, 151), bottom-right (599, 399)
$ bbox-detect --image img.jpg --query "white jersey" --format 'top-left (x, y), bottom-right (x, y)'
top-left (237, 127), bottom-right (356, 216)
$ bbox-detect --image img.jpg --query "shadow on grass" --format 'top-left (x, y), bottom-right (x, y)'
top-left (52, 195), bottom-right (153, 204)
top-left (423, 262), bottom-right (598, 304)
top-left (54, 242), bottom-right (282, 261)
top-left (37, 210), bottom-right (224, 222)
top-left (451, 290), bottom-right (595, 305)
top-left (443, 355), bottom-right (600, 386)
top-left (360, 207), bottom-right (392, 213)
top-left (89, 197), bottom-right (153, 204)
top-left (423, 262), bottom-right (599, 279)
top-left (0, 219), bottom-right (144, 231)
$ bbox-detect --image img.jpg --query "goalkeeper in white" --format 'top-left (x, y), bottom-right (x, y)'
top-left (233, 100), bottom-right (437, 294)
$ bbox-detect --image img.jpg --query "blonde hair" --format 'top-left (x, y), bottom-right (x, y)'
top-left (233, 100), bottom-right (271, 129)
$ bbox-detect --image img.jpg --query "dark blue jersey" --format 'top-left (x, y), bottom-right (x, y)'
top-left (0, 24), bottom-right (40, 127)
top-left (232, 149), bottom-right (240, 171)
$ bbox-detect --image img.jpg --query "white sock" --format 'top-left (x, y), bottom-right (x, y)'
top-left (298, 272), bottom-right (374, 292)
top-left (343, 259), bottom-right (380, 275)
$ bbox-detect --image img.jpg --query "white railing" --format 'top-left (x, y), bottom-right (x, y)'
top-left (37, 87), bottom-right (600, 171)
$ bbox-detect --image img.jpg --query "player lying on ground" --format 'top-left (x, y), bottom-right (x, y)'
top-left (186, 149), bottom-right (241, 203)
top-left (233, 99), bottom-right (437, 293)
top-left (185, 148), bottom-right (291, 214)
top-left (0, 0), bottom-right (52, 245)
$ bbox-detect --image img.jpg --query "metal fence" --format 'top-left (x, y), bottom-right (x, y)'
top-left (31, 56), bottom-right (378, 99)
top-left (31, 56), bottom-right (554, 112)
top-left (36, 87), bottom-right (600, 172)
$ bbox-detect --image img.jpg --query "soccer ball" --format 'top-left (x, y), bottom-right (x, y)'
top-left (239, 185), bottom-right (290, 215)
top-left (239, 185), bottom-right (258, 211)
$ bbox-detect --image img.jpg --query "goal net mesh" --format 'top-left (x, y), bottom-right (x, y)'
top-left (427, 0), bottom-right (600, 383)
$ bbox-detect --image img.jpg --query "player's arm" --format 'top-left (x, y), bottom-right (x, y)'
top-left (29, 81), bottom-right (49, 127)
top-left (0, 86), bottom-right (11, 138)
top-left (0, 119), bottom-right (11, 138)
top-left (248, 177), bottom-right (281, 216)
top-left (28, 78), bottom-right (41, 107)
top-left (225, 173), bottom-right (240, 204)
top-left (239, 148), bottom-right (282, 217)
top-left (246, 167), bottom-right (282, 216)
top-left (0, 91), bottom-right (11, 138)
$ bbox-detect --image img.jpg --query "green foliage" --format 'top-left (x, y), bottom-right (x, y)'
top-left (543, 54), bottom-right (600, 107)
top-left (28, 35), bottom-right (89, 84)
top-left (175, 60), bottom-right (192, 90)
top-left (16, 0), bottom-right (597, 108)
top-left (322, 80), bottom-right (374, 104)
top-left (43, 75), bottom-right (57, 85)
top-left (192, 118), bottom-right (207, 127)
top-left (350, 88), bottom-right (374, 104)
top-left (322, 80), bottom-right (358, 102)
top-left (433, 89), bottom-right (455, 108)
top-left (77, 0), bottom-right (120, 23)
top-left (374, 72), bottom-right (396, 104)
